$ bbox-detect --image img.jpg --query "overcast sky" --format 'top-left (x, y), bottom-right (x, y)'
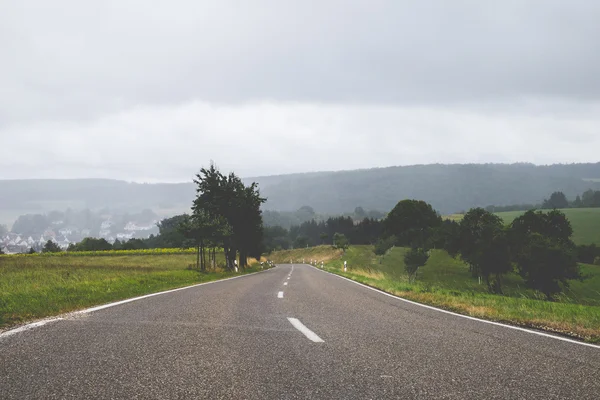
top-left (1, 0), bottom-right (599, 182)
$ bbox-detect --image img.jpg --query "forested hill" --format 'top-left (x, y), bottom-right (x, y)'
top-left (254, 163), bottom-right (600, 214)
top-left (1, 163), bottom-right (600, 226)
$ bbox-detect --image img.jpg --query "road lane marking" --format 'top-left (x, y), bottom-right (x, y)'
top-left (308, 264), bottom-right (600, 349)
top-left (278, 291), bottom-right (284, 298)
top-left (287, 318), bottom-right (324, 343)
top-left (0, 267), bottom-right (276, 339)
top-left (287, 277), bottom-right (290, 280)
top-left (284, 282), bottom-right (288, 286)
top-left (0, 318), bottom-right (64, 339)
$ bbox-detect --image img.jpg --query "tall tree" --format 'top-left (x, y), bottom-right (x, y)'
top-left (192, 164), bottom-right (265, 270)
top-left (510, 210), bottom-right (580, 299)
top-left (384, 200), bottom-right (441, 247)
top-left (457, 208), bottom-right (512, 292)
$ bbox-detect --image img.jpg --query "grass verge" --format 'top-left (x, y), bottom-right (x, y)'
top-left (0, 253), bottom-right (268, 331)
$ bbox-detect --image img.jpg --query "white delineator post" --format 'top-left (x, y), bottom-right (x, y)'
top-left (321, 261), bottom-right (324, 269)
top-left (344, 261), bottom-right (347, 272)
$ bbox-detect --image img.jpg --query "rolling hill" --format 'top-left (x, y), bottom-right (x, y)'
top-left (1, 162), bottom-right (600, 228)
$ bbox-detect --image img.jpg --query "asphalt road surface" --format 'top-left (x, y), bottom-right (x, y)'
top-left (1, 264), bottom-right (599, 399)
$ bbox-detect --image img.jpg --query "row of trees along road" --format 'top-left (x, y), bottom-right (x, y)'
top-left (375, 199), bottom-right (580, 300)
top-left (180, 165), bottom-right (265, 271)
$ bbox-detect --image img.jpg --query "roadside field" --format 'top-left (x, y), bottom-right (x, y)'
top-left (0, 252), bottom-right (266, 330)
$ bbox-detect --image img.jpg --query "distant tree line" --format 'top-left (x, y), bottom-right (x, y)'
top-left (262, 206), bottom-right (385, 229)
top-left (484, 189), bottom-right (600, 213)
top-left (262, 216), bottom-right (383, 253)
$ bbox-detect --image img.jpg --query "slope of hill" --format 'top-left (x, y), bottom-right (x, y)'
top-left (1, 162), bottom-right (600, 227)
top-left (256, 163), bottom-right (600, 214)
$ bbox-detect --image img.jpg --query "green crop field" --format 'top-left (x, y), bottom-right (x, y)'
top-left (270, 245), bottom-right (600, 342)
top-left (0, 252), bottom-right (267, 331)
top-left (494, 208), bottom-right (600, 245)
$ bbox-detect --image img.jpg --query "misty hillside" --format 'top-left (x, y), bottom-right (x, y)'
top-left (1, 163), bottom-right (600, 227)
top-left (256, 163), bottom-right (600, 214)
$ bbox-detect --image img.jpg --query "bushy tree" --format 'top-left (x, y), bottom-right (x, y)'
top-left (42, 240), bottom-right (62, 253)
top-left (332, 232), bottom-right (349, 250)
top-left (374, 235), bottom-right (396, 256)
top-left (456, 208), bottom-right (512, 293)
top-left (156, 214), bottom-right (190, 248)
top-left (513, 233), bottom-right (579, 299)
top-left (262, 226), bottom-right (291, 253)
top-left (383, 200), bottom-right (441, 247)
top-left (430, 219), bottom-right (461, 255)
top-left (404, 248), bottom-right (429, 282)
top-left (121, 238), bottom-right (148, 250)
top-left (581, 189), bottom-right (600, 207)
top-left (510, 209), bottom-right (573, 245)
top-left (69, 237), bottom-right (113, 251)
top-left (542, 191), bottom-right (569, 209)
top-left (510, 210), bottom-right (580, 299)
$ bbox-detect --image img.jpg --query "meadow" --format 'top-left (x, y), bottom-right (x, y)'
top-left (0, 251), bottom-right (265, 330)
top-left (270, 245), bottom-right (600, 342)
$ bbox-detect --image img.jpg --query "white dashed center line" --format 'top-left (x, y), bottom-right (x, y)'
top-left (284, 282), bottom-right (288, 286)
top-left (287, 318), bottom-right (324, 343)
top-left (278, 291), bottom-right (284, 298)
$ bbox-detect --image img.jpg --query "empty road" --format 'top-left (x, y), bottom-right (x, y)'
top-left (1, 264), bottom-right (599, 399)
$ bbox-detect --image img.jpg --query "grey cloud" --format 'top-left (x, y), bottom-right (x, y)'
top-left (2, 0), bottom-right (600, 125)
top-left (1, 101), bottom-right (599, 181)
top-left (1, 0), bottom-right (599, 181)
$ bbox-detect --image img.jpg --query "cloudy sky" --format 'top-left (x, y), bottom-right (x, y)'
top-left (1, 0), bottom-right (599, 182)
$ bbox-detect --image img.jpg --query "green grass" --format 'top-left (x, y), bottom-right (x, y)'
top-left (270, 245), bottom-right (600, 342)
top-left (0, 253), bottom-right (267, 330)
top-left (495, 208), bottom-right (600, 245)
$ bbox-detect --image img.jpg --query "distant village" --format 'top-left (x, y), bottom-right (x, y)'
top-left (0, 209), bottom-right (161, 254)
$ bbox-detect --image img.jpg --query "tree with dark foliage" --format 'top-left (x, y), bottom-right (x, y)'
top-left (383, 200), bottom-right (441, 247)
top-left (457, 208), bottom-right (512, 293)
top-left (192, 164), bottom-right (265, 270)
top-left (404, 248), bottom-right (429, 282)
top-left (42, 240), bottom-right (62, 253)
top-left (510, 210), bottom-right (580, 299)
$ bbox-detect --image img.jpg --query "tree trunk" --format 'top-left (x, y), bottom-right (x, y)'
top-left (200, 240), bottom-right (205, 272)
top-left (196, 244), bottom-right (200, 270)
top-left (226, 246), bottom-right (236, 271)
top-left (239, 249), bottom-right (247, 269)
top-left (485, 274), bottom-right (492, 293)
